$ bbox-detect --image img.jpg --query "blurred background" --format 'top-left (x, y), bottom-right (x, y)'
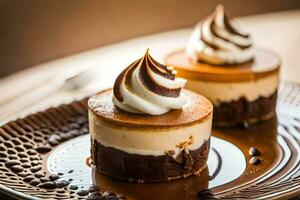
top-left (1, 0), bottom-right (300, 78)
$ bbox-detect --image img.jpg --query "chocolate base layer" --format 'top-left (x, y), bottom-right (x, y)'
top-left (214, 91), bottom-right (277, 127)
top-left (91, 139), bottom-right (210, 182)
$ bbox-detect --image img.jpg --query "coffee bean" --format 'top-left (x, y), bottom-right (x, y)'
top-left (23, 176), bottom-right (35, 182)
top-left (35, 146), bottom-right (52, 154)
top-left (5, 160), bottom-right (21, 168)
top-left (49, 174), bottom-right (60, 181)
top-left (249, 156), bottom-right (261, 165)
top-left (88, 184), bottom-right (99, 193)
top-left (56, 180), bottom-right (69, 188)
top-left (29, 178), bottom-right (41, 186)
top-left (68, 169), bottom-right (74, 174)
top-left (30, 166), bottom-right (41, 173)
top-left (11, 165), bottom-right (23, 173)
top-left (76, 190), bottom-right (89, 196)
top-left (249, 147), bottom-right (260, 156)
top-left (57, 172), bottom-right (64, 176)
top-left (39, 181), bottom-right (57, 189)
top-left (68, 178), bottom-right (73, 182)
top-left (69, 185), bottom-right (78, 190)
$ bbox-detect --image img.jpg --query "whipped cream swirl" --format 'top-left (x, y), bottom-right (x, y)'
top-left (113, 49), bottom-right (187, 115)
top-left (186, 4), bottom-right (254, 65)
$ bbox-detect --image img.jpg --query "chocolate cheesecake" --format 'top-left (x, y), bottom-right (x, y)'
top-left (164, 5), bottom-right (280, 127)
top-left (88, 50), bottom-right (213, 182)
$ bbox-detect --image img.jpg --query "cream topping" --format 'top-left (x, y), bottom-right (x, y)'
top-left (186, 4), bottom-right (254, 65)
top-left (113, 49), bottom-right (187, 115)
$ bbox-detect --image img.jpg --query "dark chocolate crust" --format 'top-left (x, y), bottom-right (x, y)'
top-left (214, 91), bottom-right (277, 127)
top-left (91, 139), bottom-right (210, 182)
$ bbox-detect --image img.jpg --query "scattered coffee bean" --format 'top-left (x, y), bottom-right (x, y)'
top-left (30, 166), bottom-right (41, 173)
top-left (88, 184), bottom-right (99, 193)
top-left (39, 181), bottom-right (57, 189)
top-left (68, 178), bottom-right (73, 182)
top-left (68, 169), bottom-right (74, 174)
top-left (249, 156), bottom-right (261, 165)
top-left (76, 189), bottom-right (89, 196)
top-left (57, 172), bottom-right (64, 176)
top-left (49, 174), bottom-right (60, 181)
top-left (249, 147), bottom-right (260, 156)
top-left (56, 180), bottom-right (69, 188)
top-left (23, 175), bottom-right (36, 183)
top-left (5, 160), bottom-right (21, 168)
top-left (69, 185), bottom-right (78, 190)
top-left (35, 146), bottom-right (52, 154)
top-left (11, 165), bottom-right (23, 173)
top-left (29, 178), bottom-right (41, 186)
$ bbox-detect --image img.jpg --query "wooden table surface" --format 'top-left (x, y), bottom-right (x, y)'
top-left (0, 9), bottom-right (299, 125)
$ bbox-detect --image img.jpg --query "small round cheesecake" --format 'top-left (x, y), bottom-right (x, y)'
top-left (164, 5), bottom-right (280, 127)
top-left (89, 89), bottom-right (212, 182)
top-left (88, 50), bottom-right (213, 182)
top-left (165, 48), bottom-right (280, 127)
